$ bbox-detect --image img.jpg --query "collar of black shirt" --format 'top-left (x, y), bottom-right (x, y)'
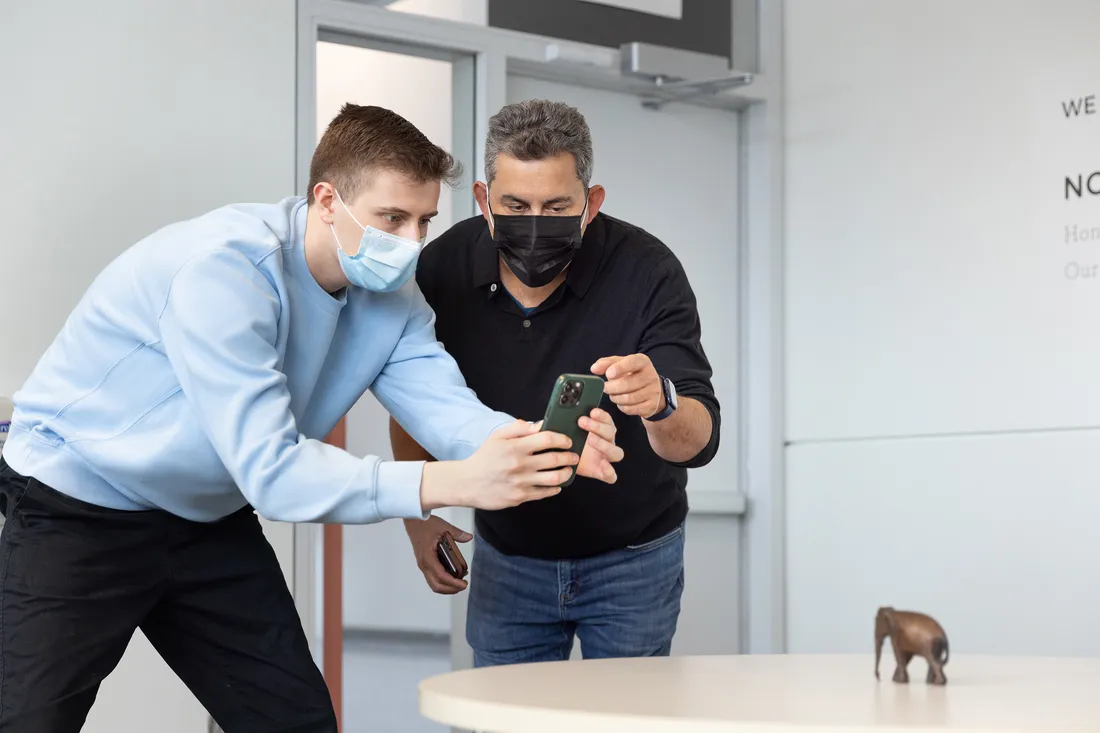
top-left (472, 213), bottom-right (606, 299)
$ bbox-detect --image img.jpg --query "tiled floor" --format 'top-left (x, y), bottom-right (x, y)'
top-left (342, 631), bottom-right (453, 733)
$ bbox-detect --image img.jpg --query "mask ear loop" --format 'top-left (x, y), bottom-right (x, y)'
top-left (334, 188), bottom-right (368, 231)
top-left (485, 184), bottom-right (497, 235)
top-left (330, 187), bottom-right (363, 258)
top-left (577, 187), bottom-right (591, 238)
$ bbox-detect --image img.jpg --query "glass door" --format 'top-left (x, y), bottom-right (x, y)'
top-left (294, 18), bottom-right (481, 731)
top-left (315, 33), bottom-right (476, 733)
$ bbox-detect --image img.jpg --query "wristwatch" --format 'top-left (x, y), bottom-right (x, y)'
top-left (645, 376), bottom-right (678, 422)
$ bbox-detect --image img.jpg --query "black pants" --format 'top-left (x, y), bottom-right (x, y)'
top-left (0, 458), bottom-right (336, 732)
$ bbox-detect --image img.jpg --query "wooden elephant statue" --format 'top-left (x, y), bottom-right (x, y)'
top-left (874, 606), bottom-right (949, 685)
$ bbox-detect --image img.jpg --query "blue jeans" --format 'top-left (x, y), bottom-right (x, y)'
top-left (466, 523), bottom-right (685, 668)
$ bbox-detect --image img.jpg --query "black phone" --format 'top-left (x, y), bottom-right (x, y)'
top-left (539, 374), bottom-right (605, 487)
top-left (436, 531), bottom-right (468, 580)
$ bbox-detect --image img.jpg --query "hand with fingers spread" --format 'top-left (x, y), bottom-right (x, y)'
top-left (420, 419), bottom-right (579, 512)
top-left (574, 408), bottom-right (624, 483)
top-left (591, 354), bottom-right (664, 419)
top-left (404, 515), bottom-right (472, 594)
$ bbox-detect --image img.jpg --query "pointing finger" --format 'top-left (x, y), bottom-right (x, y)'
top-left (591, 356), bottom-right (623, 376)
top-left (605, 354), bottom-right (650, 380)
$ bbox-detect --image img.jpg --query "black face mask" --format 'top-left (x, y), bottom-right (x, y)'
top-left (488, 196), bottom-right (588, 288)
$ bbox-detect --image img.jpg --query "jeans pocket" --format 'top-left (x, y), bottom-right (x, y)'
top-left (0, 462), bottom-right (31, 521)
top-left (625, 522), bottom-right (684, 552)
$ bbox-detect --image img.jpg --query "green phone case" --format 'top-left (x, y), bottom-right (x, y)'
top-left (540, 373), bottom-right (606, 487)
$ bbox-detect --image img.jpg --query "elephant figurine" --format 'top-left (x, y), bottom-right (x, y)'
top-left (874, 606), bottom-right (949, 685)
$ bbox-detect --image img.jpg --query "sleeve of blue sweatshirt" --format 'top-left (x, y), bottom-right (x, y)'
top-left (158, 250), bottom-right (430, 525)
top-left (370, 283), bottom-right (515, 461)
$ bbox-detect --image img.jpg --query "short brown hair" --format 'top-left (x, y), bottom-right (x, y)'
top-left (307, 103), bottom-right (462, 204)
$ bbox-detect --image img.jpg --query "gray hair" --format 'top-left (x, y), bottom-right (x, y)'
top-left (484, 99), bottom-right (593, 188)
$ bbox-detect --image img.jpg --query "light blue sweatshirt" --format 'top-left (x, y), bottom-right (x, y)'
top-left (4, 197), bottom-right (513, 524)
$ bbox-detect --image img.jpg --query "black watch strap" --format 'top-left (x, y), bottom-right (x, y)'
top-left (645, 376), bottom-right (676, 422)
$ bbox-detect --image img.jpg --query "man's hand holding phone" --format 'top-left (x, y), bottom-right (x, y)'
top-left (574, 407), bottom-right (621, 483)
top-left (420, 420), bottom-right (574, 512)
top-left (405, 516), bottom-right (472, 594)
top-left (419, 408), bottom-right (621, 513)
top-left (407, 387), bottom-right (625, 597)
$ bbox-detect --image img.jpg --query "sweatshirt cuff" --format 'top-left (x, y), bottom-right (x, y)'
top-left (375, 460), bottom-right (430, 520)
top-left (447, 412), bottom-right (515, 461)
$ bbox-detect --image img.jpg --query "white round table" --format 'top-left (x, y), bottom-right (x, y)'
top-left (418, 654), bottom-right (1100, 732)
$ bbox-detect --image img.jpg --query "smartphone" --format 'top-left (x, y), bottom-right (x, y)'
top-left (539, 374), bottom-right (606, 487)
top-left (436, 531), bottom-right (468, 580)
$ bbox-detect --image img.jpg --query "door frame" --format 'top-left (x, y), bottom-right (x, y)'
top-left (293, 0), bottom-right (785, 704)
top-left (297, 1), bottom-right (510, 704)
top-left (294, 0), bottom-right (499, 702)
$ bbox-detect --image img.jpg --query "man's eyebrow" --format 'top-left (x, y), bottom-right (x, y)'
top-left (374, 207), bottom-right (412, 217)
top-left (500, 194), bottom-right (575, 207)
top-left (374, 207), bottom-right (439, 218)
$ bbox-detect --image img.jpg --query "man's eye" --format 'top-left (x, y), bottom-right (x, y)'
top-left (508, 205), bottom-right (525, 213)
top-left (384, 214), bottom-right (402, 224)
top-left (420, 218), bottom-right (433, 227)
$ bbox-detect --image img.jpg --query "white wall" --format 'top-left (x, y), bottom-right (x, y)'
top-left (0, 0), bottom-right (296, 729)
top-left (784, 0), bottom-right (1100, 655)
top-left (506, 75), bottom-right (743, 655)
top-left (315, 40), bottom-right (466, 633)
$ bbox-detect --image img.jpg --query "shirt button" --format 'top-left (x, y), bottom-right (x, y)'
top-left (490, 283), bottom-right (498, 292)
top-left (523, 319), bottom-right (532, 328)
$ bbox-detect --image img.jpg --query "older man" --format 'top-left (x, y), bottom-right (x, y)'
top-left (392, 99), bottom-right (720, 667)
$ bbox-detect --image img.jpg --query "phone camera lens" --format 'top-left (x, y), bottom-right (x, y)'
top-left (559, 380), bottom-right (584, 407)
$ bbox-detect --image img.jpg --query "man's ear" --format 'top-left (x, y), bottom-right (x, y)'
top-left (583, 185), bottom-right (607, 227)
top-left (313, 182), bottom-right (338, 225)
top-left (472, 181), bottom-right (491, 222)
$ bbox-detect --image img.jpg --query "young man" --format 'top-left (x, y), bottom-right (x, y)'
top-left (393, 99), bottom-right (720, 667)
top-left (0, 104), bottom-right (623, 732)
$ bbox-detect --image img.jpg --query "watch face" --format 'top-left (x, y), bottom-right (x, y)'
top-left (665, 378), bottom-right (678, 410)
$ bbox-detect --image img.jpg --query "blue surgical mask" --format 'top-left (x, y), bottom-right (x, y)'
top-left (330, 190), bottom-right (425, 292)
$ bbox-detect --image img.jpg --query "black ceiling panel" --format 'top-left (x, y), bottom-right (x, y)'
top-left (487, 0), bottom-right (731, 60)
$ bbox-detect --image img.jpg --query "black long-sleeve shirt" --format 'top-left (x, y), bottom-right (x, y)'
top-left (415, 212), bottom-right (720, 559)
